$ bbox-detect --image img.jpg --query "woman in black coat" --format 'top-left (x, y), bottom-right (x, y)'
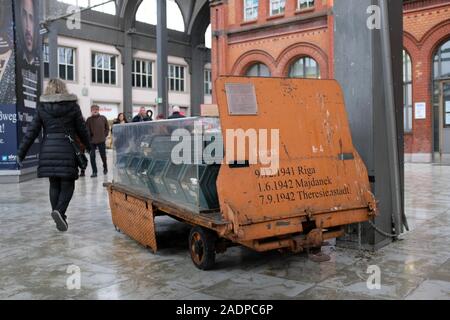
top-left (18, 79), bottom-right (91, 232)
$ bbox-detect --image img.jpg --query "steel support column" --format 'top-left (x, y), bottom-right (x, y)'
top-left (190, 46), bottom-right (206, 116)
top-left (122, 32), bottom-right (133, 119)
top-left (47, 25), bottom-right (58, 79)
top-left (334, 0), bottom-right (404, 250)
top-left (157, 0), bottom-right (168, 117)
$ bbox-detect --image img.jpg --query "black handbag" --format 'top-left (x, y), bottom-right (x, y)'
top-left (57, 118), bottom-right (88, 170)
top-left (66, 133), bottom-right (88, 170)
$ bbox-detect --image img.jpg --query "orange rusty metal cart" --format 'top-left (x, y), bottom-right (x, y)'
top-left (105, 76), bottom-right (377, 270)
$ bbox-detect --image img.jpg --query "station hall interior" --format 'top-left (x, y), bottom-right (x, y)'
top-left (0, 0), bottom-right (450, 301)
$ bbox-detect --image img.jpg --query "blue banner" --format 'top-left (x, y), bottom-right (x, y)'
top-left (0, 0), bottom-right (42, 172)
top-left (0, 104), bottom-right (18, 170)
top-left (13, 0), bottom-right (42, 169)
top-left (0, 0), bottom-right (16, 105)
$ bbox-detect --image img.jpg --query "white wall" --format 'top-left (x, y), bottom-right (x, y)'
top-left (44, 36), bottom-right (192, 119)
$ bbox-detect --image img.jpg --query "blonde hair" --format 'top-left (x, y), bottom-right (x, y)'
top-left (44, 79), bottom-right (69, 95)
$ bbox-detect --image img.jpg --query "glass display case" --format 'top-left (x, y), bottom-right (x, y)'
top-left (112, 117), bottom-right (222, 213)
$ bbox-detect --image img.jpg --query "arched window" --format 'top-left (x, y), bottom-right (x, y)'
top-left (205, 24), bottom-right (212, 49)
top-left (288, 56), bottom-right (320, 79)
top-left (136, 0), bottom-right (185, 32)
top-left (58, 0), bottom-right (116, 15)
top-left (432, 39), bottom-right (450, 151)
top-left (403, 50), bottom-right (413, 132)
top-left (434, 39), bottom-right (450, 80)
top-left (246, 63), bottom-right (271, 77)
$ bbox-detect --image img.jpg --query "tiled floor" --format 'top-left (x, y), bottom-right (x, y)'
top-left (0, 158), bottom-right (449, 300)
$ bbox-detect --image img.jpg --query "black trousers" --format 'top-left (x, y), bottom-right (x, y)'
top-left (90, 142), bottom-right (107, 174)
top-left (49, 177), bottom-right (75, 218)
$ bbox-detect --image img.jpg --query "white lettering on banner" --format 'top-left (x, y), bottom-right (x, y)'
top-left (0, 111), bottom-right (16, 146)
top-left (0, 111), bottom-right (17, 124)
top-left (22, 69), bottom-right (38, 109)
top-left (17, 112), bottom-right (33, 123)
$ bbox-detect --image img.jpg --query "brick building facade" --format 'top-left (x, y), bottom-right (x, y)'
top-left (210, 0), bottom-right (450, 163)
top-left (403, 0), bottom-right (450, 162)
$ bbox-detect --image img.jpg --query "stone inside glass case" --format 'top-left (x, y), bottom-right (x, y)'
top-left (112, 117), bottom-right (222, 213)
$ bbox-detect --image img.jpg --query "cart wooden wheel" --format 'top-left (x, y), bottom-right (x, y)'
top-left (189, 226), bottom-right (217, 270)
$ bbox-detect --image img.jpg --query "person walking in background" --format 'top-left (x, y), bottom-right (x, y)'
top-left (168, 105), bottom-right (185, 119)
top-left (76, 115), bottom-right (88, 177)
top-left (111, 113), bottom-right (128, 148)
top-left (17, 79), bottom-right (91, 232)
top-left (132, 107), bottom-right (151, 122)
top-left (146, 109), bottom-right (154, 121)
top-left (86, 105), bottom-right (109, 178)
top-left (113, 113), bottom-right (128, 125)
top-left (75, 135), bottom-right (87, 177)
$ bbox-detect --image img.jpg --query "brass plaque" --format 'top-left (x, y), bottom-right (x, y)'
top-left (225, 83), bottom-right (258, 115)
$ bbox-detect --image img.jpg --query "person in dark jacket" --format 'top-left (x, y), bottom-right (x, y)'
top-left (168, 106), bottom-right (186, 119)
top-left (113, 113), bottom-right (128, 125)
top-left (146, 109), bottom-right (154, 121)
top-left (75, 135), bottom-right (86, 177)
top-left (132, 107), bottom-right (151, 122)
top-left (17, 79), bottom-right (91, 232)
top-left (86, 105), bottom-right (110, 178)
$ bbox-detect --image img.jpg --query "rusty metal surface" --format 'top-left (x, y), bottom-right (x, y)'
top-left (246, 228), bottom-right (344, 253)
top-left (108, 186), bottom-right (158, 253)
top-left (106, 183), bottom-right (230, 237)
top-left (215, 77), bottom-right (376, 242)
top-left (104, 77), bottom-right (377, 255)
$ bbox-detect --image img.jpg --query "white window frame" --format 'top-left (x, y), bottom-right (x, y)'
top-left (403, 50), bottom-right (413, 133)
top-left (168, 64), bottom-right (186, 92)
top-left (270, 0), bottom-right (286, 16)
top-left (204, 69), bottom-right (212, 95)
top-left (288, 56), bottom-right (321, 79)
top-left (246, 63), bottom-right (271, 77)
top-left (91, 52), bottom-right (117, 85)
top-left (297, 0), bottom-right (315, 11)
top-left (244, 0), bottom-right (259, 21)
top-left (43, 44), bottom-right (49, 78)
top-left (132, 59), bottom-right (153, 89)
top-left (58, 47), bottom-right (76, 82)
top-left (42, 45), bottom-right (76, 81)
